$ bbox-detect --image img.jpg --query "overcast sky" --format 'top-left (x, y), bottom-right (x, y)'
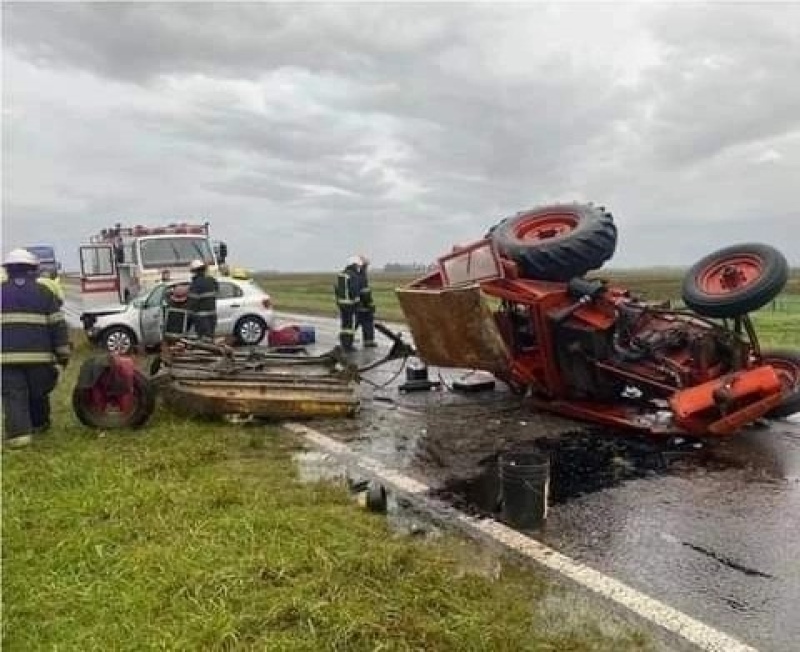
top-left (3, 2), bottom-right (799, 272)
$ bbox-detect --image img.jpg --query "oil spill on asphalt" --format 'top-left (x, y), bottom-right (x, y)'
top-left (295, 349), bottom-right (800, 652)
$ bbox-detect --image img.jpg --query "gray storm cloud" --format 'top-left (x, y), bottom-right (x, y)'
top-left (3, 2), bottom-right (799, 271)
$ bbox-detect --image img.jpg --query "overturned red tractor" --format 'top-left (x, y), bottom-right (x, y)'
top-left (397, 203), bottom-right (799, 438)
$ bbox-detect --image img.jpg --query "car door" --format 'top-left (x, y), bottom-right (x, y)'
top-left (214, 281), bottom-right (243, 335)
top-left (139, 284), bottom-right (168, 345)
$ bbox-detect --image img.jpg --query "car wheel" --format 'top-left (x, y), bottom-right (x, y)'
top-left (101, 326), bottom-right (136, 355)
top-left (234, 315), bottom-right (267, 346)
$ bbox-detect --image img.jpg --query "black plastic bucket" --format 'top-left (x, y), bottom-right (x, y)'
top-left (500, 450), bottom-right (550, 529)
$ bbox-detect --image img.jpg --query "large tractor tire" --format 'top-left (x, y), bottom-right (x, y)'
top-left (487, 203), bottom-right (617, 281)
top-left (759, 349), bottom-right (800, 419)
top-left (73, 364), bottom-right (156, 429)
top-left (681, 243), bottom-right (788, 319)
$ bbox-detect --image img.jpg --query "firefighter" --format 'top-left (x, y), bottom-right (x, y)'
top-left (334, 256), bottom-right (363, 351)
top-left (187, 259), bottom-right (218, 340)
top-left (1, 249), bottom-right (71, 448)
top-left (355, 255), bottom-right (377, 348)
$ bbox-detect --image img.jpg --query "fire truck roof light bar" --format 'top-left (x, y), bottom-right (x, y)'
top-left (89, 222), bottom-right (211, 242)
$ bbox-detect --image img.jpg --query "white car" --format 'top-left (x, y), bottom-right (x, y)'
top-left (80, 277), bottom-right (276, 354)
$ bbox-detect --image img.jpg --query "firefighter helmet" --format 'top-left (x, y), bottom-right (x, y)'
top-left (3, 248), bottom-right (39, 267)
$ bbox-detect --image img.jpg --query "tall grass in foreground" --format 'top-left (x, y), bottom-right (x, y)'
top-left (2, 348), bottom-right (652, 651)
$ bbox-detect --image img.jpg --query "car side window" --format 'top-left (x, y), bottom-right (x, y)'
top-left (217, 282), bottom-right (243, 300)
top-left (144, 285), bottom-right (166, 308)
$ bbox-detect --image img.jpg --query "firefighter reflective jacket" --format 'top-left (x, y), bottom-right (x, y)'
top-left (187, 274), bottom-right (218, 317)
top-left (355, 268), bottom-right (374, 313)
top-left (1, 273), bottom-right (70, 365)
top-left (37, 276), bottom-right (64, 305)
top-left (334, 266), bottom-right (360, 307)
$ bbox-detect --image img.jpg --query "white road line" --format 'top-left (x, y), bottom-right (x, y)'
top-left (284, 422), bottom-right (760, 652)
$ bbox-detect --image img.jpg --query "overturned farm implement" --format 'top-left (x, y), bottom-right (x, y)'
top-left (397, 203), bottom-right (799, 437)
top-left (72, 324), bottom-right (417, 428)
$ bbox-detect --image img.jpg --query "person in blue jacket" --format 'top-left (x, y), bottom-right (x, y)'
top-left (1, 248), bottom-right (71, 448)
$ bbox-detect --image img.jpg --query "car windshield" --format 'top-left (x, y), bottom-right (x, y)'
top-left (139, 237), bottom-right (214, 269)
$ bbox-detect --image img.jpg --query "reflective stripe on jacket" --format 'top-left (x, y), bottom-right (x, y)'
top-left (1, 275), bottom-right (70, 365)
top-left (37, 276), bottom-right (64, 304)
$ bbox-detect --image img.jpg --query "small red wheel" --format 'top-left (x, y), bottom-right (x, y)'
top-left (73, 361), bottom-right (156, 429)
top-left (682, 244), bottom-right (788, 318)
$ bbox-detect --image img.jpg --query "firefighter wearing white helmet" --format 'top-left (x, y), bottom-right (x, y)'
top-left (187, 258), bottom-right (218, 340)
top-left (1, 248), bottom-right (71, 448)
top-left (333, 254), bottom-right (376, 351)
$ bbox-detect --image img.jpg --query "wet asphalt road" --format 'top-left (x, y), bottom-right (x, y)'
top-left (66, 291), bottom-right (799, 652)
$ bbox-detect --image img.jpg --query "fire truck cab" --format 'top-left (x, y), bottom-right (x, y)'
top-left (79, 222), bottom-right (226, 303)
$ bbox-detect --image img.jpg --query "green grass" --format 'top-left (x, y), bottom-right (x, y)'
top-left (2, 346), bottom-right (653, 651)
top-left (257, 270), bottom-right (800, 348)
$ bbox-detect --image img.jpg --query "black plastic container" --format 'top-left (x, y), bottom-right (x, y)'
top-left (500, 450), bottom-right (550, 529)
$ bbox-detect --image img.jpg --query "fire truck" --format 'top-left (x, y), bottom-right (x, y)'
top-left (79, 222), bottom-right (228, 303)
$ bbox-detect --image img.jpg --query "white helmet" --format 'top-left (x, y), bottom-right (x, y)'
top-left (346, 255), bottom-right (362, 267)
top-left (189, 259), bottom-right (206, 272)
top-left (3, 248), bottom-right (39, 267)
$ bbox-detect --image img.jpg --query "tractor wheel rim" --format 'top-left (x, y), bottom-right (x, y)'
top-left (240, 320), bottom-right (263, 343)
top-left (85, 382), bottom-right (137, 418)
top-left (696, 254), bottom-right (764, 295)
top-left (107, 331), bottom-right (132, 354)
top-left (763, 356), bottom-right (800, 393)
top-left (514, 213), bottom-right (579, 242)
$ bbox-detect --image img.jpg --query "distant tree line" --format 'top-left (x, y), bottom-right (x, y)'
top-left (382, 262), bottom-right (436, 273)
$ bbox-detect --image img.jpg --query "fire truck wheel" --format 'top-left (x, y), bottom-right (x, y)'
top-left (100, 326), bottom-right (137, 355)
top-left (72, 369), bottom-right (157, 429)
top-left (760, 349), bottom-right (800, 419)
top-left (234, 316), bottom-right (267, 346)
top-left (681, 243), bottom-right (788, 318)
top-left (487, 203), bottom-right (617, 281)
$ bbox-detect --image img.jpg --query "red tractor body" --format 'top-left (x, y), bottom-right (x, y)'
top-left (396, 205), bottom-right (799, 438)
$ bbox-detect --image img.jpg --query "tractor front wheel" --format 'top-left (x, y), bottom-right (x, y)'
top-left (760, 349), bottom-right (800, 419)
top-left (681, 243), bottom-right (788, 318)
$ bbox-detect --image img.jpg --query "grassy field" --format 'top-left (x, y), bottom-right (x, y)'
top-left (2, 338), bottom-right (654, 651)
top-left (257, 269), bottom-right (800, 348)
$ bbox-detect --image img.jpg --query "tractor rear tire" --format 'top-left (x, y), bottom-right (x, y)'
top-left (760, 349), bottom-right (800, 419)
top-left (681, 243), bottom-right (788, 318)
top-left (73, 368), bottom-right (156, 429)
top-left (487, 203), bottom-right (617, 281)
